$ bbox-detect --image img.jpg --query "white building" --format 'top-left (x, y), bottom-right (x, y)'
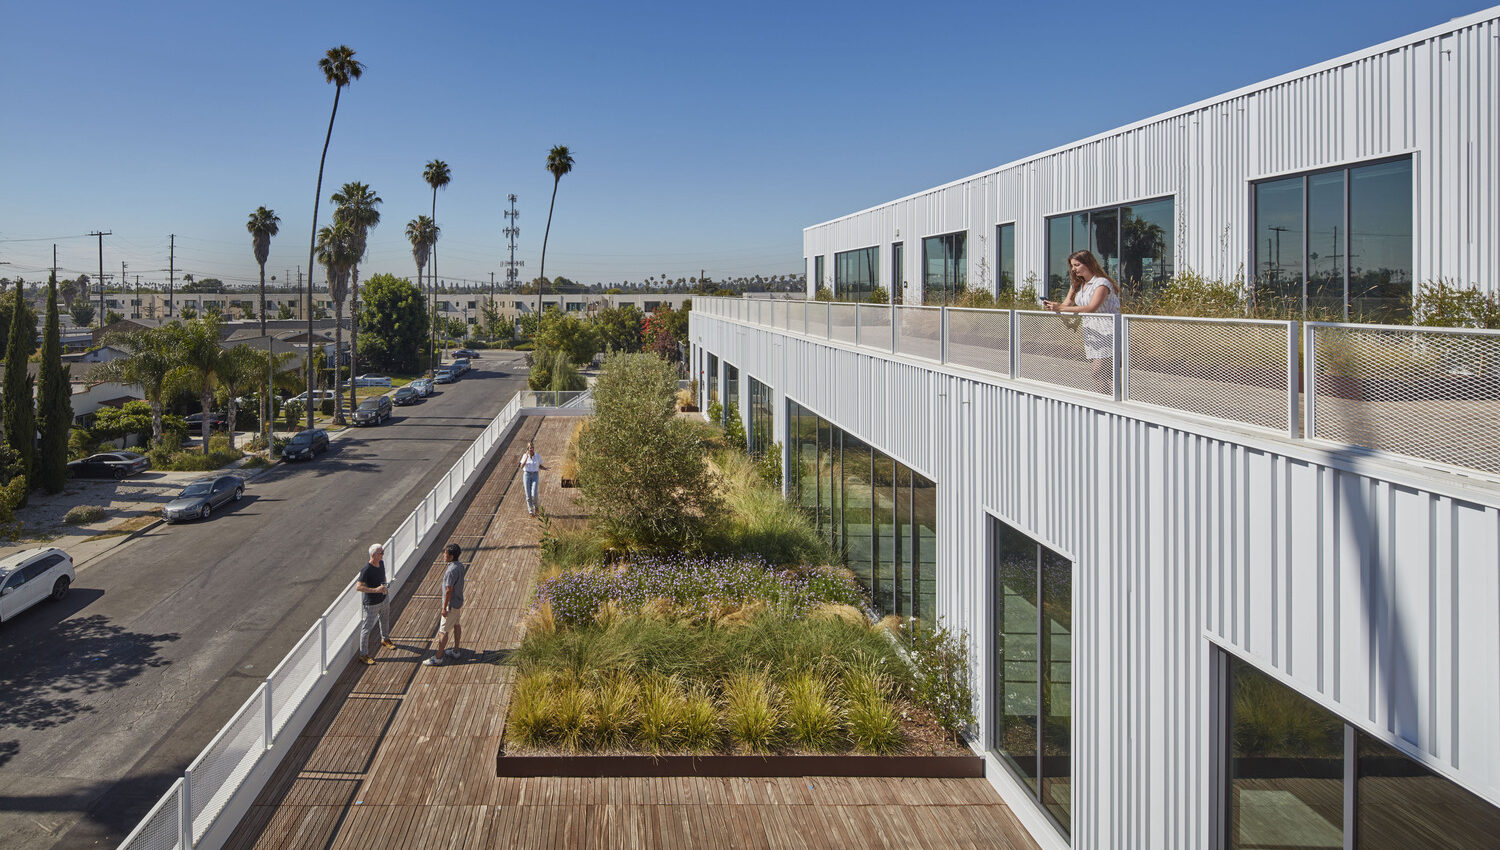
top-left (803, 9), bottom-right (1498, 319)
top-left (696, 8), bottom-right (1500, 849)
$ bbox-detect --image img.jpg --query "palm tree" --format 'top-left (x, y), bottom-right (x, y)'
top-left (171, 317), bottom-right (227, 453)
top-left (406, 216), bottom-right (436, 292)
top-left (422, 160), bottom-right (451, 374)
top-left (538, 145), bottom-right (574, 317)
top-left (331, 182), bottom-right (381, 409)
top-left (246, 207), bottom-right (280, 338)
top-left (317, 220), bottom-right (358, 424)
top-left (304, 45), bottom-right (364, 430)
top-left (215, 343), bottom-right (262, 442)
top-left (96, 327), bottom-right (176, 444)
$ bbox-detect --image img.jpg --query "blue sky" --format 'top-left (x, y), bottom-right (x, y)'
top-left (0, 0), bottom-right (1488, 290)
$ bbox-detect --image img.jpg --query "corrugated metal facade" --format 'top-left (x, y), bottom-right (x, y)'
top-left (692, 312), bottom-right (1500, 849)
top-left (804, 9), bottom-right (1500, 302)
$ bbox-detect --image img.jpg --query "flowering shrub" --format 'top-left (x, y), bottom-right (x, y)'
top-left (533, 554), bottom-right (866, 628)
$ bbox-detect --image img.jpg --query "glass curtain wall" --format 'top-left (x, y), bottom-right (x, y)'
top-left (1045, 198), bottom-right (1174, 299)
top-left (786, 398), bottom-right (937, 618)
top-left (747, 376), bottom-right (774, 458)
top-left (814, 255), bottom-right (827, 291)
top-left (990, 517), bottom-right (1073, 838)
top-left (997, 223), bottom-right (1016, 294)
top-left (724, 363), bottom-right (739, 427)
top-left (835, 246), bottom-right (879, 301)
top-left (707, 353), bottom-right (719, 406)
top-left (1252, 155), bottom-right (1413, 320)
top-left (922, 231), bottom-right (967, 305)
top-left (1224, 652), bottom-right (1500, 848)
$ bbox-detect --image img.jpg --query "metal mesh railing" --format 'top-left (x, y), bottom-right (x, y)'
top-left (895, 306), bottom-right (942, 361)
top-left (772, 300), bottom-right (787, 329)
top-left (788, 300), bottom-right (806, 334)
top-left (189, 685), bottom-right (267, 841)
top-left (268, 625), bottom-right (323, 737)
top-left (1015, 310), bottom-right (1116, 396)
top-left (856, 304), bottom-right (893, 351)
top-left (1125, 316), bottom-right (1294, 433)
top-left (118, 778), bottom-right (185, 850)
top-left (1309, 323), bottom-right (1500, 473)
top-left (829, 303), bottom-right (857, 344)
top-left (806, 302), bottom-right (829, 339)
top-left (946, 308), bottom-right (1010, 375)
top-left (519, 390), bottom-right (592, 408)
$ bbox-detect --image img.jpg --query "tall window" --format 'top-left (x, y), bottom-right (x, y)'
top-left (891, 243), bottom-right (904, 302)
top-left (991, 517), bottom-right (1072, 838)
top-left (1252, 156), bottom-right (1413, 321)
top-left (706, 353), bottom-right (719, 406)
top-left (747, 376), bottom-right (774, 458)
top-left (923, 231), bottom-right (967, 305)
top-left (1224, 650), bottom-right (1500, 848)
top-left (835, 246), bottom-right (879, 301)
top-left (997, 223), bottom-right (1016, 294)
top-left (723, 363), bottom-right (739, 427)
top-left (1046, 198), bottom-right (1173, 299)
top-left (814, 255), bottom-right (826, 292)
top-left (786, 398), bottom-right (936, 618)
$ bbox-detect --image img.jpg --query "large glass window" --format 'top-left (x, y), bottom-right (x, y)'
top-left (1045, 198), bottom-right (1174, 300)
top-left (706, 353), bottom-right (719, 407)
top-left (835, 246), bottom-right (879, 302)
top-left (891, 243), bottom-right (904, 303)
top-left (814, 255), bottom-right (826, 292)
top-left (747, 376), bottom-right (774, 459)
top-left (1252, 156), bottom-right (1412, 321)
top-left (786, 398), bottom-right (936, 618)
top-left (991, 517), bottom-right (1072, 838)
top-left (922, 231), bottom-right (967, 305)
top-left (1224, 651), bottom-right (1500, 848)
top-left (723, 363), bottom-right (739, 428)
top-left (997, 223), bottom-right (1016, 294)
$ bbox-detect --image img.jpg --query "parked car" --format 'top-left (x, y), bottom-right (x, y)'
top-left (281, 428), bottom-right (329, 462)
top-left (354, 374), bottom-right (393, 387)
top-left (433, 367), bottom-right (457, 384)
top-left (352, 395), bottom-right (393, 425)
top-left (451, 358), bottom-right (471, 374)
top-left (453, 348), bottom-right (479, 359)
top-left (68, 451), bottom-right (151, 480)
top-left (185, 412), bottom-right (229, 431)
top-left (163, 475), bottom-right (245, 522)
top-left (0, 548), bottom-right (75, 623)
top-left (392, 385), bottom-right (419, 406)
top-left (289, 390), bottom-right (338, 405)
top-left (410, 378), bottom-right (435, 397)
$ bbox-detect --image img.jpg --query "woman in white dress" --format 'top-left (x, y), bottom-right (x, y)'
top-left (1041, 250), bottom-right (1121, 393)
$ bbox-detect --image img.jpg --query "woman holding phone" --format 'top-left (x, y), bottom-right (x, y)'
top-left (1041, 249), bottom-right (1121, 392)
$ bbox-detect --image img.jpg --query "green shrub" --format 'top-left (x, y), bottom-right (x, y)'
top-left (844, 693), bottom-right (903, 755)
top-left (590, 672), bottom-right (639, 749)
top-left (868, 286), bottom-right (890, 305)
top-left (506, 671), bottom-right (555, 749)
top-left (706, 450), bottom-right (831, 567)
top-left (538, 516), bottom-right (608, 573)
top-left (241, 455), bottom-right (272, 471)
top-left (723, 402), bottom-right (746, 452)
top-left (636, 674), bottom-right (687, 754)
top-left (895, 618), bottom-right (975, 742)
top-left (68, 428), bottom-right (97, 460)
top-left (753, 442), bottom-right (783, 490)
top-left (283, 401), bottom-right (304, 430)
top-left (319, 398), bottom-right (335, 416)
top-left (681, 685), bottom-right (722, 752)
top-left (705, 398), bottom-right (722, 425)
top-left (785, 673), bottom-right (842, 752)
top-left (64, 505), bottom-right (106, 525)
top-left (723, 670), bottom-right (781, 753)
top-left (1412, 279), bottom-right (1500, 329)
top-left (554, 678), bottom-right (594, 752)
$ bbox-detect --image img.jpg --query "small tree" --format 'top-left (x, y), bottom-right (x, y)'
top-left (357, 272), bottom-right (428, 373)
top-left (69, 300), bottom-right (96, 327)
top-left (577, 353), bottom-right (720, 550)
top-left (2, 280), bottom-right (36, 502)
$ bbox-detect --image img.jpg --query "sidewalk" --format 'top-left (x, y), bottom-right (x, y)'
top-left (225, 416), bottom-right (1039, 850)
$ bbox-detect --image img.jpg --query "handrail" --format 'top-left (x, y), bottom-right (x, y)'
top-left (119, 389), bottom-right (530, 850)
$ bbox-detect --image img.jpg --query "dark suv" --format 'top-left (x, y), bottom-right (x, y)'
top-left (352, 395), bottom-right (393, 426)
top-left (281, 428), bottom-right (329, 461)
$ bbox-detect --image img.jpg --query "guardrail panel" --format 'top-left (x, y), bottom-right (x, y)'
top-left (857, 304), bottom-right (893, 352)
top-left (946, 308), bottom-right (1010, 375)
top-left (189, 685), bottom-right (267, 841)
top-left (895, 306), bottom-right (942, 361)
top-left (118, 778), bottom-right (184, 850)
top-left (1124, 316), bottom-right (1293, 432)
top-left (1015, 309), bottom-right (1114, 396)
top-left (829, 303), bottom-right (857, 344)
top-left (1309, 323), bottom-right (1500, 473)
top-left (268, 625), bottom-right (324, 737)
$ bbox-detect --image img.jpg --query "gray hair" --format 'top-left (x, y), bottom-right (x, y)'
top-left (368, 543), bottom-right (384, 557)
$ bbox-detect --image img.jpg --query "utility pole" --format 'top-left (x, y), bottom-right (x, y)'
top-left (52, 244), bottom-right (58, 287)
top-left (168, 234), bottom-right (176, 317)
top-left (134, 275), bottom-right (140, 318)
top-left (90, 230), bottom-right (111, 327)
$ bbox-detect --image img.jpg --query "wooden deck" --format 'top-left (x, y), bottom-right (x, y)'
top-left (226, 416), bottom-right (1040, 850)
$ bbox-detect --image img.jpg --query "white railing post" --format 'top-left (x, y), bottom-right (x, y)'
top-left (825, 303), bottom-right (831, 338)
top-left (263, 680), bottom-right (274, 748)
top-left (180, 768), bottom-right (193, 848)
top-left (1287, 322), bottom-right (1300, 439)
top-left (1114, 313), bottom-right (1126, 402)
top-left (1009, 309), bottom-right (1020, 379)
top-left (1303, 323), bottom-right (1317, 441)
top-left (319, 616), bottom-right (328, 672)
top-left (940, 308), bottom-right (950, 363)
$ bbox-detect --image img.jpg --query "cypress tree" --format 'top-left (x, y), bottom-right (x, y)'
top-left (36, 276), bottom-right (72, 493)
top-left (1, 279), bottom-right (36, 505)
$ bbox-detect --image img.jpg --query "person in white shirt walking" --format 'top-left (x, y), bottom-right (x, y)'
top-left (519, 441), bottom-right (546, 516)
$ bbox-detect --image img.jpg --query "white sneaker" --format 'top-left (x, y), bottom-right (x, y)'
top-left (422, 654), bottom-right (445, 667)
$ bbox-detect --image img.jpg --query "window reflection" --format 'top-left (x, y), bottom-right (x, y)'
top-left (1047, 216), bottom-right (1073, 300)
top-left (835, 246), bottom-right (880, 301)
top-left (1306, 171), bottom-right (1344, 313)
top-left (872, 452), bottom-right (896, 614)
top-left (1348, 160), bottom-right (1413, 322)
top-left (1357, 732), bottom-right (1500, 848)
top-left (1041, 547), bottom-right (1072, 829)
top-left (923, 231), bottom-right (967, 305)
top-left (892, 243), bottom-right (905, 299)
top-left (994, 521), bottom-right (1040, 793)
top-left (997, 224), bottom-right (1016, 294)
top-left (913, 472), bottom-right (937, 619)
top-left (842, 435), bottom-right (874, 594)
top-left (1046, 198), bottom-right (1175, 298)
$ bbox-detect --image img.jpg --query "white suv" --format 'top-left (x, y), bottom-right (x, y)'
top-left (0, 548), bottom-right (75, 623)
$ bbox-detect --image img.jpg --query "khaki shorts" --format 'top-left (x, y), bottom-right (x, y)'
top-left (439, 606), bottom-right (462, 633)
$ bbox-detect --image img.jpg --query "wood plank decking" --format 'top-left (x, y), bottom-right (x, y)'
top-left (226, 416), bottom-right (1039, 849)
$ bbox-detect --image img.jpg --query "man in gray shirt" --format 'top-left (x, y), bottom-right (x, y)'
top-left (423, 542), bottom-right (466, 666)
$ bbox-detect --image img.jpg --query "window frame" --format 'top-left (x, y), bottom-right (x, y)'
top-left (921, 230), bottom-right (968, 306)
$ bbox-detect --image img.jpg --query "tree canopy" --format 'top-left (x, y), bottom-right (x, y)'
top-left (357, 273), bottom-right (428, 373)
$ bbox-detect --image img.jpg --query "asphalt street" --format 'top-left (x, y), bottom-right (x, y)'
top-left (0, 353), bottom-right (531, 849)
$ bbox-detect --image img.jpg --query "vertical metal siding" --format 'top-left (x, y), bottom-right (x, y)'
top-left (691, 309), bottom-right (1500, 849)
top-left (806, 12), bottom-right (1499, 300)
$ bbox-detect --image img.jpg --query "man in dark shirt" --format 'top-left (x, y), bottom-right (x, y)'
top-left (355, 543), bottom-right (395, 665)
